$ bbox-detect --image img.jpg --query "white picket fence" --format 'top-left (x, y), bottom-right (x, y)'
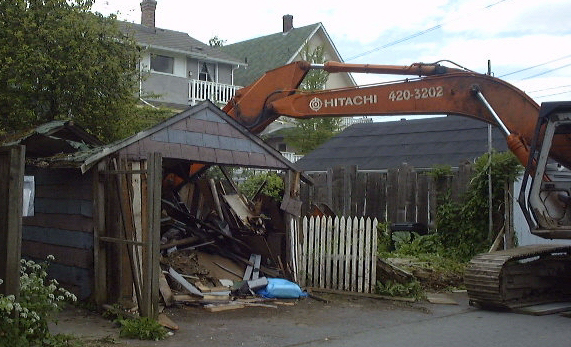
top-left (296, 216), bottom-right (378, 293)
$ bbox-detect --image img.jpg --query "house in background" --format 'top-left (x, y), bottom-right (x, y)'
top-left (294, 116), bottom-right (507, 172)
top-left (120, 0), bottom-right (245, 110)
top-left (221, 15), bottom-right (370, 158)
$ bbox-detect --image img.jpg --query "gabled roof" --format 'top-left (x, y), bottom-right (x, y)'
top-left (221, 23), bottom-right (323, 86)
top-left (118, 22), bottom-right (243, 66)
top-left (24, 102), bottom-right (300, 174)
top-left (295, 116), bottom-right (508, 171)
top-left (1, 120), bottom-right (102, 158)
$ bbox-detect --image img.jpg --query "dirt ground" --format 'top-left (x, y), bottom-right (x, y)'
top-left (50, 291), bottom-right (441, 347)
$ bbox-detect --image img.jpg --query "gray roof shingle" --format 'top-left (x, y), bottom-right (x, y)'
top-left (119, 22), bottom-right (243, 65)
top-left (221, 23), bottom-right (321, 86)
top-left (295, 116), bottom-right (508, 171)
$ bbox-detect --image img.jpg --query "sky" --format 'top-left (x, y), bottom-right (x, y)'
top-left (91, 0), bottom-right (571, 104)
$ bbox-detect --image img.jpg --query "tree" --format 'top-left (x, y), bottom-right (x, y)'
top-left (208, 36), bottom-right (226, 47)
top-left (282, 45), bottom-right (342, 154)
top-left (0, 0), bottom-right (141, 142)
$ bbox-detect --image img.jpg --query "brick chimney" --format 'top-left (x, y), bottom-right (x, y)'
top-left (140, 0), bottom-right (157, 28)
top-left (283, 14), bottom-right (293, 33)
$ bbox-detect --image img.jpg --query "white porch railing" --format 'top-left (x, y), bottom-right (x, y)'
top-left (281, 151), bottom-right (304, 163)
top-left (189, 80), bottom-right (241, 106)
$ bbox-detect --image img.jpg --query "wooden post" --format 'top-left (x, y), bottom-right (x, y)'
top-left (0, 146), bottom-right (25, 299)
top-left (93, 161), bottom-right (107, 306)
top-left (504, 182), bottom-right (516, 249)
top-left (145, 153), bottom-right (161, 318)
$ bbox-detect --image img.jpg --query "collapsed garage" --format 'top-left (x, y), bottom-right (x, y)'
top-left (1, 101), bottom-right (306, 317)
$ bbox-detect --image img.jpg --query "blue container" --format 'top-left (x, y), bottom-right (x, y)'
top-left (256, 278), bottom-right (307, 299)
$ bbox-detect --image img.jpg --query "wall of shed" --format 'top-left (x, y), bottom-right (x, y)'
top-left (22, 167), bottom-right (94, 300)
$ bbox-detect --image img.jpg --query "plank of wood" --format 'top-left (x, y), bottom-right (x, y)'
top-left (309, 287), bottom-right (416, 302)
top-left (426, 292), bottom-right (458, 305)
top-left (173, 294), bottom-right (194, 302)
top-left (319, 216), bottom-right (326, 288)
top-left (158, 270), bottom-right (174, 307)
top-left (204, 303), bottom-right (245, 312)
top-left (251, 254), bottom-right (261, 280)
top-left (194, 282), bottom-right (211, 292)
top-left (157, 313), bottom-right (179, 330)
top-left (168, 267), bottom-right (203, 297)
top-left (514, 302), bottom-right (571, 316)
top-left (202, 294), bottom-right (230, 301)
top-left (160, 236), bottom-right (200, 250)
top-left (243, 254), bottom-right (255, 281)
top-left (376, 258), bottom-right (414, 285)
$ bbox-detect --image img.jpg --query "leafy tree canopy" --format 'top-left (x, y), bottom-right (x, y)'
top-left (282, 45), bottom-right (341, 154)
top-left (0, 0), bottom-right (142, 142)
top-left (208, 36), bottom-right (226, 47)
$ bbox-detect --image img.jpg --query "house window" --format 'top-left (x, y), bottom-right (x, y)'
top-left (278, 143), bottom-right (287, 152)
top-left (198, 62), bottom-right (215, 82)
top-left (151, 54), bottom-right (174, 74)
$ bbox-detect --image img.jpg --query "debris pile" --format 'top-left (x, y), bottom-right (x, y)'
top-left (157, 169), bottom-right (304, 313)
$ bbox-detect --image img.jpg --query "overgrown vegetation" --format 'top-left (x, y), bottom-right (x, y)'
top-left (376, 151), bottom-right (522, 296)
top-left (432, 151), bottom-right (522, 261)
top-left (0, 256), bottom-right (77, 347)
top-left (238, 171), bottom-right (284, 201)
top-left (376, 279), bottom-right (425, 300)
top-left (117, 317), bottom-right (167, 341)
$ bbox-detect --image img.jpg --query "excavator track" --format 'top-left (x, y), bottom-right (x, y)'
top-left (465, 244), bottom-right (571, 310)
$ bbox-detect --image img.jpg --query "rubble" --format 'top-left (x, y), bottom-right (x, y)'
top-left (156, 168), bottom-right (305, 315)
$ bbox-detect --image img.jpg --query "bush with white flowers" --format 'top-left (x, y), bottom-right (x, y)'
top-left (0, 256), bottom-right (77, 347)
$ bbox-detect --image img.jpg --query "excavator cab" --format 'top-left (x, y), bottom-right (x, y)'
top-left (519, 101), bottom-right (571, 240)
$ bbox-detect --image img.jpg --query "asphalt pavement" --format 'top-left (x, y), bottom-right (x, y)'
top-left (51, 291), bottom-right (571, 347)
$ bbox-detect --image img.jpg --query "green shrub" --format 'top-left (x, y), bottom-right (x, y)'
top-left (118, 317), bottom-right (167, 341)
top-left (376, 279), bottom-right (425, 300)
top-left (238, 171), bottom-right (284, 201)
top-left (0, 256), bottom-right (77, 347)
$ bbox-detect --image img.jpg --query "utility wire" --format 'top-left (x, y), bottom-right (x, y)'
top-left (346, 0), bottom-right (510, 61)
top-left (528, 84), bottom-right (571, 93)
top-left (533, 89), bottom-right (571, 99)
top-left (522, 63), bottom-right (571, 80)
top-left (499, 54), bottom-right (571, 78)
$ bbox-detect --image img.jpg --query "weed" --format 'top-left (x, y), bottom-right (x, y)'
top-left (118, 317), bottom-right (167, 341)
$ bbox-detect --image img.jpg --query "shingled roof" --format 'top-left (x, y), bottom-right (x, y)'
top-left (220, 23), bottom-right (322, 86)
top-left (118, 21), bottom-right (243, 65)
top-left (295, 116), bottom-right (508, 172)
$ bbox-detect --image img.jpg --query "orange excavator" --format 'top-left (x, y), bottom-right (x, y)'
top-left (222, 60), bottom-right (571, 309)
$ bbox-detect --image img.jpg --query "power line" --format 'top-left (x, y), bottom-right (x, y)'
top-left (499, 54), bottom-right (571, 78)
top-left (527, 84), bottom-right (571, 94)
top-left (346, 0), bottom-right (510, 61)
top-left (534, 89), bottom-right (571, 99)
top-left (522, 63), bottom-right (571, 80)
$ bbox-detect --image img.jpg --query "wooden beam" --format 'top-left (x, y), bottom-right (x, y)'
top-left (148, 153), bottom-right (162, 319)
top-left (0, 146), bottom-right (24, 299)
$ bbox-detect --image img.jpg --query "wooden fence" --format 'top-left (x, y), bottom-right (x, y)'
top-left (300, 163), bottom-right (474, 225)
top-left (297, 216), bottom-right (378, 293)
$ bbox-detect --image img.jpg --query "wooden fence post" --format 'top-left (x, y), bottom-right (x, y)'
top-left (0, 145), bottom-right (25, 299)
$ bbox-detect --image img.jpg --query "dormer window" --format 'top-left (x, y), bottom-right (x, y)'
top-left (151, 54), bottom-right (174, 74)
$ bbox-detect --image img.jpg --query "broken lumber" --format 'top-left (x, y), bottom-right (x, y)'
top-left (168, 267), bottom-right (203, 297)
top-left (160, 236), bottom-right (200, 250)
top-left (308, 287), bottom-right (416, 302)
top-left (204, 302), bottom-right (245, 312)
top-left (158, 270), bottom-right (174, 307)
top-left (376, 258), bottom-right (414, 284)
top-left (158, 313), bottom-right (179, 330)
